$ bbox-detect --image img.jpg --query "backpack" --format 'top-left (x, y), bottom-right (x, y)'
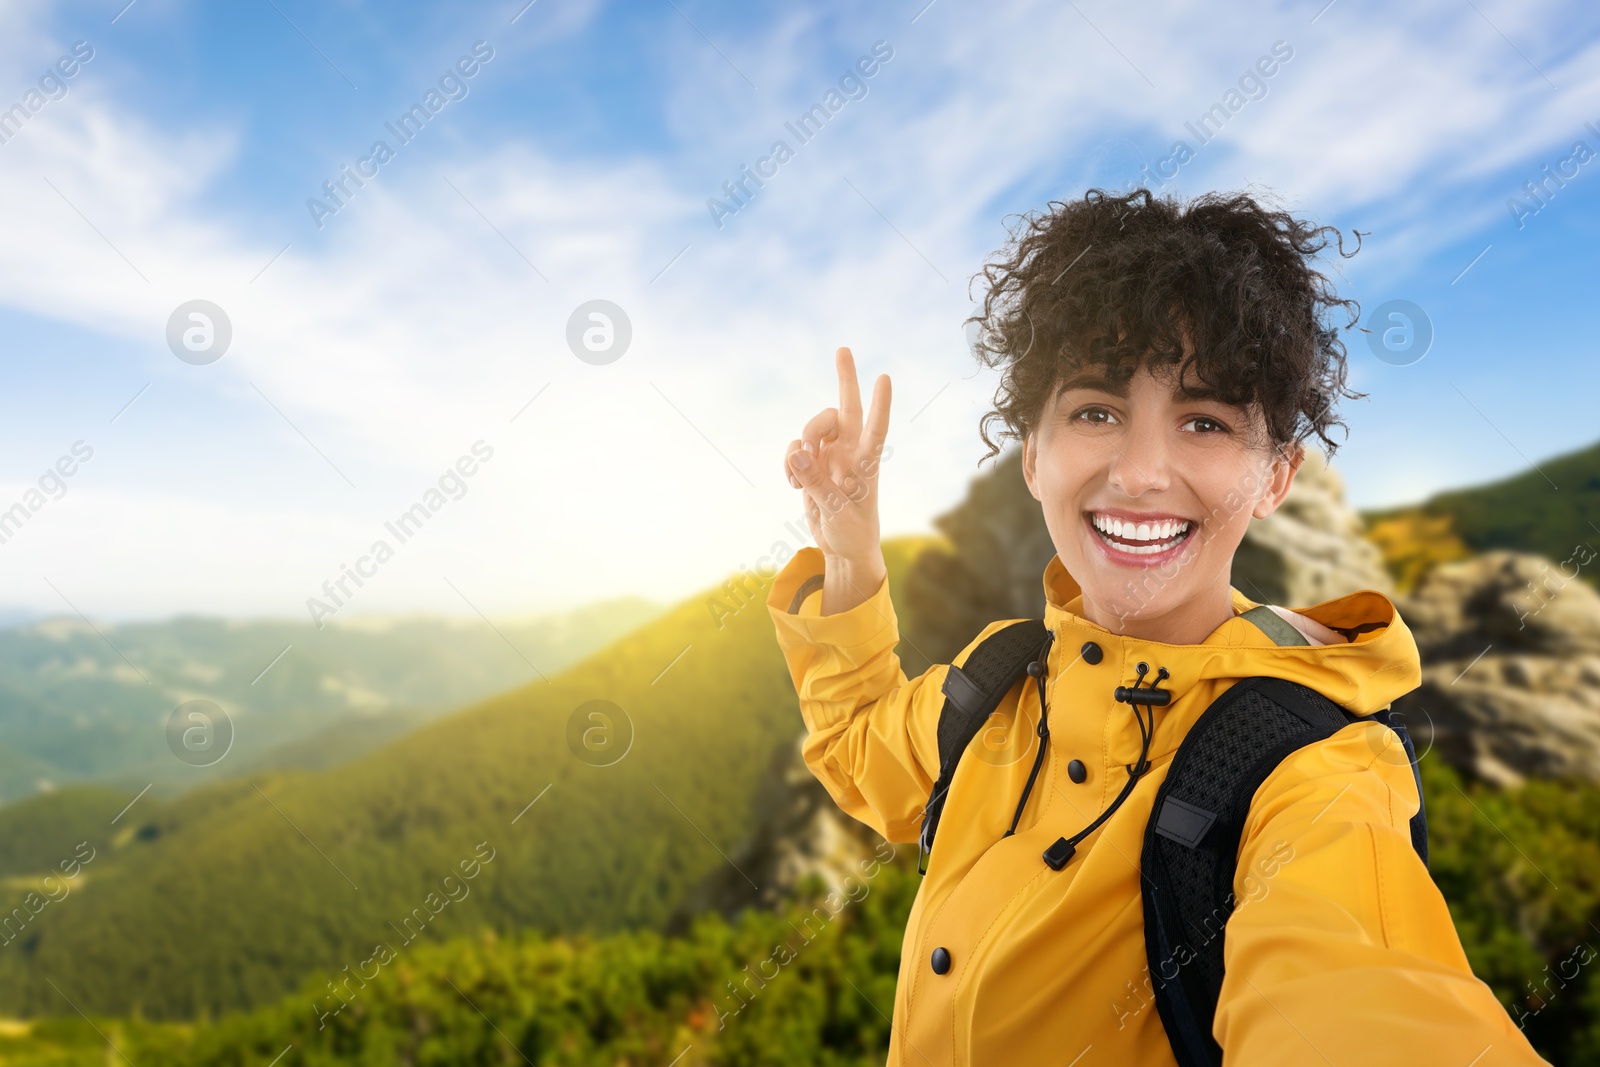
top-left (915, 611), bottom-right (1429, 1067)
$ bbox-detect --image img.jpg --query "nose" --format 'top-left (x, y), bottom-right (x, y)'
top-left (1105, 419), bottom-right (1170, 498)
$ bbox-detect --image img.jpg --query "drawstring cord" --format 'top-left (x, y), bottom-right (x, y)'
top-left (1003, 651), bottom-right (1172, 870)
top-left (1003, 631), bottom-right (1056, 838)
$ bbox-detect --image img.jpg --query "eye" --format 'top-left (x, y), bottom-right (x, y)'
top-left (1069, 405), bottom-right (1117, 426)
top-left (1185, 415), bottom-right (1230, 434)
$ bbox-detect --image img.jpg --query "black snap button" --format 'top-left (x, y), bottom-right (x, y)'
top-left (931, 946), bottom-right (951, 975)
top-left (1080, 641), bottom-right (1103, 665)
top-left (1067, 759), bottom-right (1087, 784)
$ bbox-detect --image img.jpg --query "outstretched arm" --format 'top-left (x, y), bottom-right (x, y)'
top-left (1216, 719), bottom-right (1551, 1065)
top-left (768, 345), bottom-right (942, 841)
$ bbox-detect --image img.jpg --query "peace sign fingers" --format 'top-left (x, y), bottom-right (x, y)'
top-left (783, 346), bottom-right (892, 570)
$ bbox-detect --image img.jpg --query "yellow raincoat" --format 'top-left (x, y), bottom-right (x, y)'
top-left (766, 545), bottom-right (1549, 1066)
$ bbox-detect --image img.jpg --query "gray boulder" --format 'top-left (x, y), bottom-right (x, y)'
top-left (1394, 550), bottom-right (1600, 786)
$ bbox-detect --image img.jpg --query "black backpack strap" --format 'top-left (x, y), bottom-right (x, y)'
top-left (917, 619), bottom-right (1048, 875)
top-left (1141, 676), bottom-right (1366, 1067)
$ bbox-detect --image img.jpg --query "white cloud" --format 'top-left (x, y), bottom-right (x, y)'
top-left (0, 0), bottom-right (1594, 620)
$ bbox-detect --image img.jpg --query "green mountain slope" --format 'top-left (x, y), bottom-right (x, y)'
top-left (0, 539), bottom-right (935, 1020)
top-left (1361, 438), bottom-right (1600, 590)
top-left (0, 742), bottom-right (67, 808)
top-left (0, 786), bottom-right (129, 883)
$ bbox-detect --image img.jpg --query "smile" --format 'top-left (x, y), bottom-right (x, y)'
top-left (1084, 510), bottom-right (1196, 563)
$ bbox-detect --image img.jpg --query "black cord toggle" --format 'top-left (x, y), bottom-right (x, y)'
top-left (1114, 661), bottom-right (1172, 707)
top-left (1041, 661), bottom-right (1172, 870)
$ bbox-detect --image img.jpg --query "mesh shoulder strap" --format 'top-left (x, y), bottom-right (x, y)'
top-left (917, 619), bottom-right (1048, 874)
top-left (1141, 676), bottom-right (1365, 1066)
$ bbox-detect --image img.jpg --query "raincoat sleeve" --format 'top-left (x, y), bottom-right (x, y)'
top-left (765, 546), bottom-right (955, 843)
top-left (1215, 718), bottom-right (1551, 1065)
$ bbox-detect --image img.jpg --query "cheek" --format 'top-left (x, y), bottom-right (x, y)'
top-left (1033, 452), bottom-right (1098, 556)
top-left (1193, 466), bottom-right (1264, 532)
top-left (1033, 448), bottom-right (1089, 510)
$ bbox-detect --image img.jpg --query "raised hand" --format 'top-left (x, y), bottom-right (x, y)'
top-left (784, 347), bottom-right (892, 614)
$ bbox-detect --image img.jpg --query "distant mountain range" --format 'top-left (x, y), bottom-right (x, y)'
top-left (0, 599), bottom-right (661, 806)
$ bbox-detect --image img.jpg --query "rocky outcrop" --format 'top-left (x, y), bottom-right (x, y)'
top-left (900, 449), bottom-right (1059, 670)
top-left (1393, 550), bottom-right (1600, 786)
top-left (666, 734), bottom-right (887, 932)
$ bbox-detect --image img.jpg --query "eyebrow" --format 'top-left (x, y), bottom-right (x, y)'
top-left (1055, 372), bottom-right (1226, 403)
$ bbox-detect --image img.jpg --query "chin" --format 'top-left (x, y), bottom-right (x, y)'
top-left (1086, 577), bottom-right (1185, 627)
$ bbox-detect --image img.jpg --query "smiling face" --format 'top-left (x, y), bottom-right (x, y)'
top-left (1021, 358), bottom-right (1303, 645)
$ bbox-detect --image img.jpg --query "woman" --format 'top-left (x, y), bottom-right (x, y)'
top-left (767, 188), bottom-right (1547, 1065)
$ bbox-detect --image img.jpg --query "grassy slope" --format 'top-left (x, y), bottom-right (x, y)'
top-left (0, 859), bottom-right (924, 1067)
top-left (0, 538), bottom-right (937, 1020)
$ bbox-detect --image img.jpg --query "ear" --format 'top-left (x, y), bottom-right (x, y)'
top-left (1250, 441), bottom-right (1304, 520)
top-left (1022, 431), bottom-right (1042, 502)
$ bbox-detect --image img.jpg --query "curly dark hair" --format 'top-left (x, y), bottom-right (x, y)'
top-left (964, 186), bottom-right (1367, 466)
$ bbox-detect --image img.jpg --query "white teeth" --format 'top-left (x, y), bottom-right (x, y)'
top-left (1090, 513), bottom-right (1193, 554)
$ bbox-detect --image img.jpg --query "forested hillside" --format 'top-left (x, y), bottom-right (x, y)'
top-left (4, 755), bottom-right (1599, 1065)
top-left (0, 539), bottom-right (933, 1020)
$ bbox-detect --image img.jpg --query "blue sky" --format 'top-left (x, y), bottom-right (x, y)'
top-left (0, 0), bottom-right (1597, 623)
